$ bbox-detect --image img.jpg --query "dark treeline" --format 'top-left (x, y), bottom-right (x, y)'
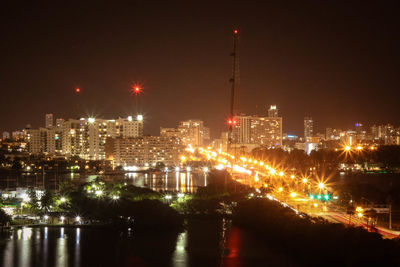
top-left (252, 146), bottom-right (400, 172)
top-left (234, 198), bottom-right (400, 266)
top-left (171, 170), bottom-right (253, 215)
top-left (21, 181), bottom-right (183, 231)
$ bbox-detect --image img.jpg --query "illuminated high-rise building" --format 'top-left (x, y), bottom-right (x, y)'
top-left (45, 114), bottom-right (54, 128)
top-left (233, 115), bottom-right (252, 144)
top-left (55, 118), bottom-right (64, 128)
top-left (232, 108), bottom-right (282, 148)
top-left (304, 117), bottom-right (313, 142)
top-left (161, 120), bottom-right (210, 147)
top-left (251, 116), bottom-right (282, 147)
top-left (106, 136), bottom-right (183, 167)
top-left (26, 127), bottom-right (60, 154)
top-left (61, 116), bottom-right (143, 160)
top-left (268, 105), bottom-right (279, 117)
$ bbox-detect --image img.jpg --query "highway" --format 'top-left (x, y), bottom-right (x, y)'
top-left (190, 147), bottom-right (400, 239)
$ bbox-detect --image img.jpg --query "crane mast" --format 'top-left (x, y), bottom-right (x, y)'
top-left (227, 29), bottom-right (239, 153)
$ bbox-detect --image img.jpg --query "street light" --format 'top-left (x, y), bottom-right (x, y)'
top-left (95, 190), bottom-right (103, 197)
top-left (318, 182), bottom-right (325, 190)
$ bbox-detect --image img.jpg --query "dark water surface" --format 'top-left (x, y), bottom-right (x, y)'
top-left (0, 219), bottom-right (294, 267)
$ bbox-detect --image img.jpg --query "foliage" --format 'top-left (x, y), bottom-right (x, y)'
top-left (0, 209), bottom-right (11, 225)
top-left (40, 190), bottom-right (54, 213)
top-left (234, 198), bottom-right (400, 265)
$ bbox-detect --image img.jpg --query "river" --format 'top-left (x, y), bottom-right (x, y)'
top-left (0, 219), bottom-right (294, 267)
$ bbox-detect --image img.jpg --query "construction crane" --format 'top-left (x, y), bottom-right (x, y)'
top-left (227, 28), bottom-right (239, 153)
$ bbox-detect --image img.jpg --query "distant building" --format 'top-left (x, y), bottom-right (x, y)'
top-left (61, 116), bottom-right (143, 160)
top-left (232, 109), bottom-right (282, 148)
top-left (25, 127), bottom-right (61, 154)
top-left (55, 118), bottom-right (64, 128)
top-left (268, 105), bottom-right (279, 118)
top-left (304, 117), bottom-right (313, 142)
top-left (12, 131), bottom-right (25, 141)
top-left (233, 115), bottom-right (252, 144)
top-left (45, 114), bottom-right (54, 128)
top-left (106, 136), bottom-right (183, 167)
top-left (2, 131), bottom-right (10, 140)
top-left (161, 120), bottom-right (210, 147)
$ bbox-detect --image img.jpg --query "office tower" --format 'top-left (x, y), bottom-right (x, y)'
top-left (304, 117), bottom-right (313, 142)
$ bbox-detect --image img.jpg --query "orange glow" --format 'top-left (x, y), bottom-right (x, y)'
top-left (234, 29), bottom-right (238, 34)
top-left (75, 87), bottom-right (80, 93)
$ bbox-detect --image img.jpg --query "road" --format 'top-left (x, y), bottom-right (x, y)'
top-left (193, 147), bottom-right (400, 239)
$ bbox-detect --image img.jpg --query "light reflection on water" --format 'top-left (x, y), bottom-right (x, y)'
top-left (56, 228), bottom-right (68, 267)
top-left (0, 219), bottom-right (284, 267)
top-left (125, 171), bottom-right (206, 193)
top-left (172, 232), bottom-right (188, 267)
top-left (0, 171), bottom-right (207, 193)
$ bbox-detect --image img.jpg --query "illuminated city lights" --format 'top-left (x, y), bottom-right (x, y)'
top-left (318, 182), bottom-right (325, 190)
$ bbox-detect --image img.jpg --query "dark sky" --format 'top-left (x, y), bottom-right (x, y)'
top-left (1, 1), bottom-right (399, 137)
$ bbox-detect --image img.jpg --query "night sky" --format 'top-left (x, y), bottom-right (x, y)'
top-left (1, 1), bottom-right (399, 137)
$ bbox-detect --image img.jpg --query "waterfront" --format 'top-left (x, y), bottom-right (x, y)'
top-left (0, 219), bottom-right (293, 267)
top-left (0, 171), bottom-right (208, 193)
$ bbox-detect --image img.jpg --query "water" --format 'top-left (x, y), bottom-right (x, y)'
top-left (0, 219), bottom-right (293, 267)
top-left (0, 171), bottom-right (208, 193)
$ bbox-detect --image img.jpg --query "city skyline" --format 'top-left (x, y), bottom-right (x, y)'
top-left (1, 1), bottom-right (400, 137)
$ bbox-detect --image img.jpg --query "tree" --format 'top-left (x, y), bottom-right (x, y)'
top-left (0, 209), bottom-right (11, 225)
top-left (40, 190), bottom-right (54, 213)
top-left (27, 188), bottom-right (39, 213)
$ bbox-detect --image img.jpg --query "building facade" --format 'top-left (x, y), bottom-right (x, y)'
top-left (106, 136), bottom-right (183, 167)
top-left (160, 120), bottom-right (210, 147)
top-left (232, 111), bottom-right (283, 148)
